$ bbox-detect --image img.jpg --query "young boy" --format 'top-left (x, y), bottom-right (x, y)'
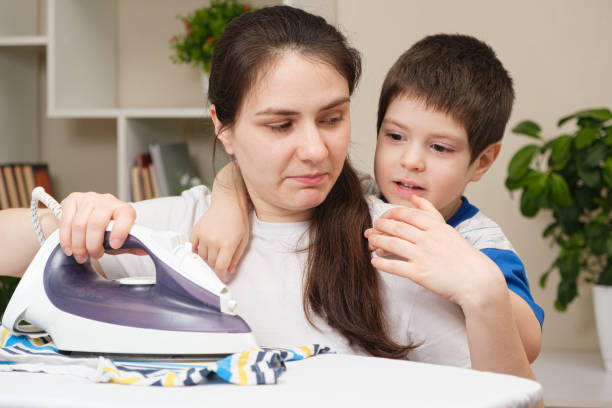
top-left (191, 34), bottom-right (543, 362)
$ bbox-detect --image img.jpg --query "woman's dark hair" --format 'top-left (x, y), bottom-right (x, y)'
top-left (209, 6), bottom-right (411, 358)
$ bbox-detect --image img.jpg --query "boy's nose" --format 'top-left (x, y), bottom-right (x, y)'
top-left (297, 123), bottom-right (328, 163)
top-left (400, 148), bottom-right (425, 172)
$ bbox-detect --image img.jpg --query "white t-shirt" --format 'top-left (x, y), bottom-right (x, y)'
top-left (99, 186), bottom-right (470, 367)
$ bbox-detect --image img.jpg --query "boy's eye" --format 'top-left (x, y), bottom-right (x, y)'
top-left (269, 122), bottom-right (293, 132)
top-left (431, 143), bottom-right (453, 153)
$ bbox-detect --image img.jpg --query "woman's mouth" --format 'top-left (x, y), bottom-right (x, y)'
top-left (291, 173), bottom-right (327, 186)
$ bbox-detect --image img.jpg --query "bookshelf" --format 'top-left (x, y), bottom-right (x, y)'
top-left (0, 0), bottom-right (335, 202)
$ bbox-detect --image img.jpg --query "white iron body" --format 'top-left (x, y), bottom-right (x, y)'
top-left (2, 223), bottom-right (257, 356)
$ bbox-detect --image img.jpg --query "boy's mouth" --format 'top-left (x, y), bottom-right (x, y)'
top-left (394, 181), bottom-right (424, 191)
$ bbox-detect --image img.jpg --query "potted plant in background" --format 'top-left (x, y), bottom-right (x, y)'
top-left (505, 107), bottom-right (612, 371)
top-left (0, 277), bottom-right (19, 317)
top-left (170, 0), bottom-right (253, 99)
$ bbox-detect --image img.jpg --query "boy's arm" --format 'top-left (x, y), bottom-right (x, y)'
top-left (510, 292), bottom-right (542, 363)
top-left (190, 161), bottom-right (250, 281)
top-left (367, 196), bottom-right (536, 381)
top-left (0, 208), bottom-right (59, 277)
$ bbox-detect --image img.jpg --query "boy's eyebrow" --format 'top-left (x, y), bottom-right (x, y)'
top-left (382, 117), bottom-right (464, 141)
top-left (255, 96), bottom-right (350, 116)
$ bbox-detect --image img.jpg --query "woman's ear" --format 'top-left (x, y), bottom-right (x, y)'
top-left (470, 142), bottom-right (501, 182)
top-left (210, 104), bottom-right (235, 155)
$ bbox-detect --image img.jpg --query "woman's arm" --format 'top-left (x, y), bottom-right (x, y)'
top-left (0, 208), bottom-right (59, 277)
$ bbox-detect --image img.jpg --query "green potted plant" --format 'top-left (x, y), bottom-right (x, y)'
top-left (505, 107), bottom-right (612, 370)
top-left (0, 276), bottom-right (19, 316)
top-left (170, 0), bottom-right (253, 97)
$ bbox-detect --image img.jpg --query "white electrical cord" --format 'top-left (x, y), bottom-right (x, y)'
top-left (30, 187), bottom-right (62, 245)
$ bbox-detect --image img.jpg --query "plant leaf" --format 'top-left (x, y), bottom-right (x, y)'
top-left (603, 157), bottom-right (612, 187)
top-left (603, 126), bottom-right (612, 146)
top-left (584, 143), bottom-right (608, 168)
top-left (539, 270), bottom-right (551, 288)
top-left (549, 134), bottom-right (573, 165)
top-left (574, 127), bottom-right (599, 149)
top-left (507, 144), bottom-right (539, 181)
top-left (577, 162), bottom-right (601, 188)
top-left (512, 121), bottom-right (542, 138)
top-left (520, 188), bottom-right (541, 217)
top-left (558, 108), bottom-right (612, 127)
top-left (548, 173), bottom-right (573, 207)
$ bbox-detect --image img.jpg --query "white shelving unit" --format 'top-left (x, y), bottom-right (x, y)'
top-left (1, 0), bottom-right (334, 201)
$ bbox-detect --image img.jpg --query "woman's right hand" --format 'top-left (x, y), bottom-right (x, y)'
top-left (59, 192), bottom-right (136, 263)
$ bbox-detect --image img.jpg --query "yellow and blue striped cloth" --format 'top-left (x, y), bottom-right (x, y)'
top-left (0, 328), bottom-right (329, 386)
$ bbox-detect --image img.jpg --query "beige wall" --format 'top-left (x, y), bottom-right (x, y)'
top-left (38, 0), bottom-right (612, 351)
top-left (336, 0), bottom-right (612, 351)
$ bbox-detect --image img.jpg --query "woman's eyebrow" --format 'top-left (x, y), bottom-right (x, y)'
top-left (255, 96), bottom-right (350, 116)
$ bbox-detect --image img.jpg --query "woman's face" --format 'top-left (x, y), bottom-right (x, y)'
top-left (216, 53), bottom-right (351, 222)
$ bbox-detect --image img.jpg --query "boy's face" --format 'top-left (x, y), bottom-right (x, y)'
top-left (374, 96), bottom-right (495, 220)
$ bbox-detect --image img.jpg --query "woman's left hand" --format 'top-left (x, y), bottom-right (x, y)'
top-left (366, 195), bottom-right (506, 307)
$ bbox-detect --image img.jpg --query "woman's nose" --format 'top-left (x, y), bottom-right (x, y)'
top-left (400, 147), bottom-right (425, 172)
top-left (297, 123), bottom-right (328, 163)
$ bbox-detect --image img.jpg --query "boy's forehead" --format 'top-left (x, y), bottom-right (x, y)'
top-left (385, 95), bottom-right (468, 141)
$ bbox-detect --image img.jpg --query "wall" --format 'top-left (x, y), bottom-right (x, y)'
top-left (336, 0), bottom-right (612, 351)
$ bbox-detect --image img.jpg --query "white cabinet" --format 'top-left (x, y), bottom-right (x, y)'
top-left (0, 0), bottom-right (335, 201)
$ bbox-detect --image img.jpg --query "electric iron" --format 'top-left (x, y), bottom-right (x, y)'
top-left (1, 188), bottom-right (258, 358)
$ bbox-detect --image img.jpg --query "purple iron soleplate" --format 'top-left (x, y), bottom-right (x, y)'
top-left (43, 232), bottom-right (251, 333)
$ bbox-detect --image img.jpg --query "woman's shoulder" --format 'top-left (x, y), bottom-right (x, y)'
top-left (365, 194), bottom-right (401, 221)
top-left (131, 185), bottom-right (212, 233)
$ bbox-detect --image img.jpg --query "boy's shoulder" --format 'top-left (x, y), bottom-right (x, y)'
top-left (447, 197), bottom-right (515, 252)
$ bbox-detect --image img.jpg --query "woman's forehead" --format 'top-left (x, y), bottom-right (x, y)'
top-left (241, 52), bottom-right (350, 115)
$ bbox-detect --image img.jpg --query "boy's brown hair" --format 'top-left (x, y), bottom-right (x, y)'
top-left (376, 34), bottom-right (514, 162)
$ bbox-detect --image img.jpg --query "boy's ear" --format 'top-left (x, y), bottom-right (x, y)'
top-left (470, 142), bottom-right (501, 182)
top-left (210, 104), bottom-right (235, 155)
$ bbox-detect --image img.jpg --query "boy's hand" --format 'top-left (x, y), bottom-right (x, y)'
top-left (190, 208), bottom-right (249, 282)
top-left (190, 162), bottom-right (250, 282)
top-left (367, 195), bottom-right (506, 307)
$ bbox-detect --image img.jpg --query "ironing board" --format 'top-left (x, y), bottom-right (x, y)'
top-left (0, 353), bottom-right (540, 407)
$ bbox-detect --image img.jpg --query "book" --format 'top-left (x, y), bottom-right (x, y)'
top-left (149, 163), bottom-right (160, 198)
top-left (141, 166), bottom-right (153, 200)
top-left (22, 165), bottom-right (36, 200)
top-left (2, 166), bottom-right (20, 208)
top-left (130, 165), bottom-right (144, 202)
top-left (32, 164), bottom-right (53, 197)
top-left (136, 153), bottom-right (154, 200)
top-left (13, 165), bottom-right (28, 207)
top-left (149, 142), bottom-right (198, 197)
top-left (0, 170), bottom-right (9, 210)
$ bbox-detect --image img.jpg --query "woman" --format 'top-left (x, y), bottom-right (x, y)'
top-left (0, 6), bottom-right (534, 380)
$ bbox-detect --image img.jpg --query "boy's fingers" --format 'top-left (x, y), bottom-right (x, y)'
top-left (372, 218), bottom-right (421, 244)
top-left (371, 256), bottom-right (420, 284)
top-left (368, 233), bottom-right (416, 260)
top-left (378, 207), bottom-right (437, 231)
top-left (197, 244), bottom-right (208, 264)
top-left (207, 247), bottom-right (219, 274)
top-left (410, 195), bottom-right (444, 222)
top-left (214, 248), bottom-right (233, 278)
top-left (229, 238), bottom-right (248, 275)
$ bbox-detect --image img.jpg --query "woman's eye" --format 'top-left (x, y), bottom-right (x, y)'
top-left (320, 116), bottom-right (343, 126)
top-left (387, 133), bottom-right (404, 141)
top-left (269, 122), bottom-right (292, 132)
top-left (432, 143), bottom-right (453, 153)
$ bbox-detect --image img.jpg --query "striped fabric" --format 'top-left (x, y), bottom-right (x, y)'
top-left (0, 328), bottom-right (329, 386)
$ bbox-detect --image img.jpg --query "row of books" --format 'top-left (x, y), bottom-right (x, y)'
top-left (131, 142), bottom-right (200, 202)
top-left (0, 164), bottom-right (53, 209)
